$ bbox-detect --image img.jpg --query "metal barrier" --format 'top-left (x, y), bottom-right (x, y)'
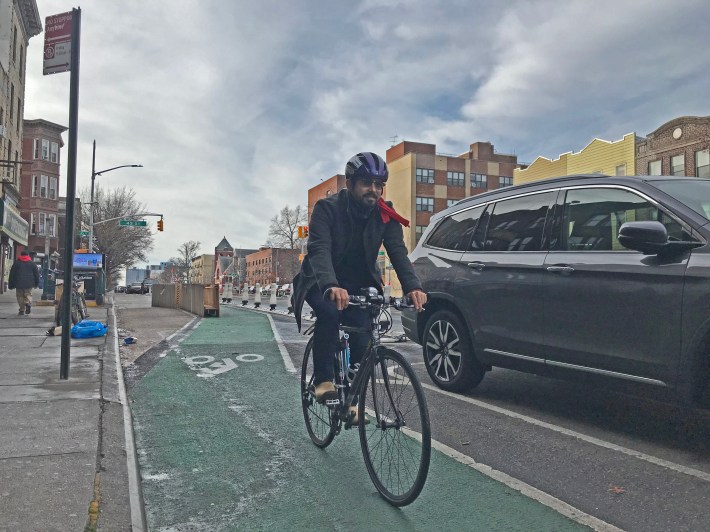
top-left (151, 283), bottom-right (220, 317)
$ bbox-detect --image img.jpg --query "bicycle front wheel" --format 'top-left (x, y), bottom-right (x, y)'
top-left (301, 337), bottom-right (336, 448)
top-left (359, 347), bottom-right (431, 506)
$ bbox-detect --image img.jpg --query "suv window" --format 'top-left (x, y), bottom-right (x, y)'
top-left (425, 205), bottom-right (484, 251)
top-left (555, 187), bottom-right (692, 252)
top-left (484, 192), bottom-right (556, 251)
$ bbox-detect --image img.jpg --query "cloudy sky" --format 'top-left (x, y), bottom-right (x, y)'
top-left (24, 0), bottom-right (710, 265)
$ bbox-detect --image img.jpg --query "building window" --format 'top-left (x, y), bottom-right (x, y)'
top-left (416, 168), bottom-right (434, 184)
top-left (471, 173), bottom-right (487, 188)
top-left (416, 196), bottom-right (434, 212)
top-left (446, 199), bottom-right (458, 208)
top-left (415, 225), bottom-right (426, 243)
top-left (50, 142), bottom-right (59, 163)
top-left (446, 171), bottom-right (464, 186)
top-left (42, 139), bottom-right (50, 160)
top-left (48, 214), bottom-right (56, 237)
top-left (696, 150), bottom-right (710, 178)
top-left (9, 84), bottom-right (13, 121)
top-left (12, 26), bottom-right (17, 63)
top-left (16, 98), bottom-right (20, 132)
top-left (615, 164), bottom-right (626, 176)
top-left (49, 177), bottom-right (57, 200)
top-left (499, 176), bottom-right (513, 187)
top-left (31, 175), bottom-right (38, 197)
top-left (671, 154), bottom-right (685, 176)
top-left (33, 139), bottom-right (40, 159)
top-left (648, 160), bottom-right (662, 175)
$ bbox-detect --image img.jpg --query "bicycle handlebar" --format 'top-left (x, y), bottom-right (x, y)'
top-left (347, 293), bottom-right (415, 310)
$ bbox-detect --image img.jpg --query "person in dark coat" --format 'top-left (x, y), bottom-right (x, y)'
top-left (291, 152), bottom-right (426, 422)
top-left (8, 250), bottom-right (40, 315)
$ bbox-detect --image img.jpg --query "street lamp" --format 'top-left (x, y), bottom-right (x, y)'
top-left (89, 139), bottom-right (142, 252)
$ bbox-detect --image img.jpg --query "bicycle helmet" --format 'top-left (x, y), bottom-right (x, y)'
top-left (345, 152), bottom-right (389, 182)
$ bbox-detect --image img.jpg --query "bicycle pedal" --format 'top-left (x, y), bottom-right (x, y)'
top-left (325, 398), bottom-right (340, 406)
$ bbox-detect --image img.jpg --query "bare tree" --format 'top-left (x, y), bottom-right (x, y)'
top-left (80, 185), bottom-right (153, 286)
top-left (169, 241), bottom-right (201, 283)
top-left (267, 205), bottom-right (307, 249)
top-left (266, 205), bottom-right (307, 283)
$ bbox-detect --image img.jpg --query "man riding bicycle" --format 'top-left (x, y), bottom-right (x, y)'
top-left (292, 152), bottom-right (427, 423)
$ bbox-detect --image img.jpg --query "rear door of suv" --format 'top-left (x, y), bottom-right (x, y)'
top-left (456, 191), bottom-right (558, 369)
top-left (542, 185), bottom-right (691, 385)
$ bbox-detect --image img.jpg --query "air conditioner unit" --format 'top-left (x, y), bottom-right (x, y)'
top-left (0, 125), bottom-right (6, 137)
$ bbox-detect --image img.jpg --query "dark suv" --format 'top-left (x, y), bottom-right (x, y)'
top-left (402, 174), bottom-right (710, 409)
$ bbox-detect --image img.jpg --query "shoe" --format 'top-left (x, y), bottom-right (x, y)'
top-left (18, 310), bottom-right (24, 315)
top-left (348, 406), bottom-right (370, 425)
top-left (25, 304), bottom-right (31, 315)
top-left (314, 381), bottom-right (337, 402)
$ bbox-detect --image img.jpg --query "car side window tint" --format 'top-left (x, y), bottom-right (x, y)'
top-left (484, 192), bottom-right (556, 251)
top-left (425, 205), bottom-right (484, 251)
top-left (559, 188), bottom-right (692, 252)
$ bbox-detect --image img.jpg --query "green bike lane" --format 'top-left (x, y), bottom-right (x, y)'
top-left (130, 306), bottom-right (590, 531)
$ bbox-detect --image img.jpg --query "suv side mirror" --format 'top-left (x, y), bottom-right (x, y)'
top-left (618, 221), bottom-right (703, 255)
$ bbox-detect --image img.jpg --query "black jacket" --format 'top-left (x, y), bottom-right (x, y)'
top-left (291, 189), bottom-right (422, 331)
top-left (8, 256), bottom-right (39, 290)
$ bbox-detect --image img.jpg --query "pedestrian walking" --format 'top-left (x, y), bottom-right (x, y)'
top-left (8, 251), bottom-right (40, 315)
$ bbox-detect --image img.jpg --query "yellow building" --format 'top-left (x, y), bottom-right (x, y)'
top-left (514, 133), bottom-right (637, 184)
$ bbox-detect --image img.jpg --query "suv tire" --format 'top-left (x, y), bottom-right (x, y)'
top-left (423, 310), bottom-right (486, 392)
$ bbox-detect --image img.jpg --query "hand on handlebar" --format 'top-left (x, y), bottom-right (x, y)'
top-left (406, 289), bottom-right (427, 312)
top-left (327, 287), bottom-right (350, 311)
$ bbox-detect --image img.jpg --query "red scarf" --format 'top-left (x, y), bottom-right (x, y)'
top-left (378, 198), bottom-right (410, 227)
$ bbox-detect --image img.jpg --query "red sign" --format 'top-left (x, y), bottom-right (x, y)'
top-left (43, 11), bottom-right (73, 75)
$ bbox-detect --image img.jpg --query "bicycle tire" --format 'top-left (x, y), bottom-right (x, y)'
top-left (359, 346), bottom-right (431, 506)
top-left (301, 337), bottom-right (336, 448)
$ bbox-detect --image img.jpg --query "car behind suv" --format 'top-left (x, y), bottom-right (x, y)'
top-left (402, 174), bottom-right (710, 409)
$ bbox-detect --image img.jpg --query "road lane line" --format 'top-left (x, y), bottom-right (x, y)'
top-left (424, 433), bottom-right (623, 532)
top-left (420, 381), bottom-right (710, 483)
top-left (110, 302), bottom-right (147, 531)
top-left (267, 314), bottom-right (297, 374)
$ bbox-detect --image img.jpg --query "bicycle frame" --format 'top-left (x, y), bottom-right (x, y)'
top-left (328, 289), bottom-right (406, 430)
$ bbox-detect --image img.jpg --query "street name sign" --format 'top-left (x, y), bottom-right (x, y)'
top-left (79, 231), bottom-right (89, 236)
top-left (119, 220), bottom-right (147, 227)
top-left (43, 12), bottom-right (74, 75)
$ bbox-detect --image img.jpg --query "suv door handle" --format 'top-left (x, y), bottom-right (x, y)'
top-left (546, 266), bottom-right (575, 275)
top-left (467, 262), bottom-right (485, 271)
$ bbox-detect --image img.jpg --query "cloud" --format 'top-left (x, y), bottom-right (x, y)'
top-left (22, 0), bottom-right (710, 265)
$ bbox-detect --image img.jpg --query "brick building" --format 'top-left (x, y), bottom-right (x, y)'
top-left (307, 174), bottom-right (345, 222)
top-left (245, 246), bottom-right (299, 288)
top-left (636, 116), bottom-right (710, 178)
top-left (19, 119), bottom-right (66, 259)
top-left (0, 0), bottom-right (42, 291)
top-left (385, 140), bottom-right (523, 251)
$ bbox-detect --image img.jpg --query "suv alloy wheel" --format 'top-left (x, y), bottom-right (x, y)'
top-left (423, 310), bottom-right (486, 392)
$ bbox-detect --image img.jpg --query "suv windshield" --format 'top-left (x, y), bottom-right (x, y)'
top-left (652, 179), bottom-right (710, 220)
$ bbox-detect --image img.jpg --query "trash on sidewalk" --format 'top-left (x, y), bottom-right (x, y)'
top-left (47, 325), bottom-right (62, 336)
top-left (71, 320), bottom-right (108, 339)
top-left (123, 336), bottom-right (137, 345)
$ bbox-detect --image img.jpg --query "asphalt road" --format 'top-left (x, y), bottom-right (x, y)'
top-left (121, 293), bottom-right (710, 531)
top-left (271, 312), bottom-right (710, 532)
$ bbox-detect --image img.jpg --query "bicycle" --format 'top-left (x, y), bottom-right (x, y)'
top-left (53, 272), bottom-right (89, 326)
top-left (301, 287), bottom-right (431, 506)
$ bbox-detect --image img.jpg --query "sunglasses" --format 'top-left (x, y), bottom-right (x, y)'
top-left (359, 178), bottom-right (385, 189)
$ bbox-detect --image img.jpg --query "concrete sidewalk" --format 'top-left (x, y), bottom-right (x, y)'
top-left (0, 289), bottom-right (134, 531)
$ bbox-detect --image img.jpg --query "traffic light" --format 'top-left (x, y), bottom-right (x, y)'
top-left (303, 226), bottom-right (309, 238)
top-left (298, 225), bottom-right (309, 238)
top-left (157, 218), bottom-right (164, 232)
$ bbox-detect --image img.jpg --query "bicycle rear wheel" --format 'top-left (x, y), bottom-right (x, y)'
top-left (359, 347), bottom-right (431, 506)
top-left (301, 337), bottom-right (336, 448)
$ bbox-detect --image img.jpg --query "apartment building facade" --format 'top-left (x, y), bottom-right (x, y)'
top-left (19, 118), bottom-right (66, 258)
top-left (386, 140), bottom-right (522, 251)
top-left (514, 133), bottom-right (637, 185)
top-left (190, 253), bottom-right (215, 284)
top-left (307, 174), bottom-right (345, 222)
top-left (245, 246), bottom-right (299, 288)
top-left (0, 0), bottom-right (41, 291)
top-left (636, 116), bottom-right (710, 178)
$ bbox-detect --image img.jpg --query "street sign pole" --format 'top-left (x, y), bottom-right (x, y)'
top-left (59, 8), bottom-right (81, 380)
